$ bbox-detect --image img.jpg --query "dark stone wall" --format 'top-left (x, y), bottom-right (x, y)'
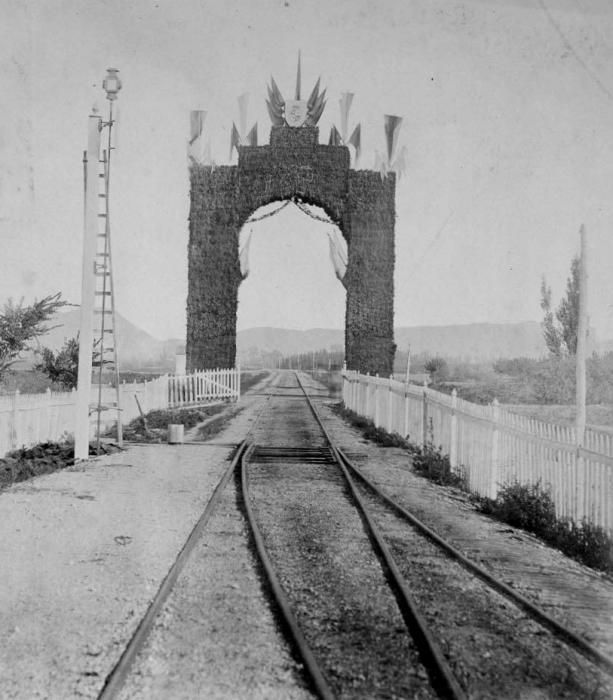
top-left (186, 127), bottom-right (396, 375)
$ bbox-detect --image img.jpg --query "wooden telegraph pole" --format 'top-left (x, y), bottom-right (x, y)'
top-left (576, 224), bottom-right (588, 449)
top-left (75, 112), bottom-right (102, 460)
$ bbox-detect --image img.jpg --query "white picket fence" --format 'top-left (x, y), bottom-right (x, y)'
top-left (0, 368), bottom-right (240, 457)
top-left (342, 370), bottom-right (613, 532)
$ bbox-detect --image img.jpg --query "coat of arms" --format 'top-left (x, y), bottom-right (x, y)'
top-left (284, 100), bottom-right (308, 128)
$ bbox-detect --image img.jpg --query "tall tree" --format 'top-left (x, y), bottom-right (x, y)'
top-left (540, 256), bottom-right (580, 357)
top-left (0, 293), bottom-right (68, 379)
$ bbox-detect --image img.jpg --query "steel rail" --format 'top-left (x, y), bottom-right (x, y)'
top-left (240, 446), bottom-right (335, 700)
top-left (97, 440), bottom-right (250, 699)
top-left (337, 448), bottom-right (613, 677)
top-left (294, 372), bottom-right (466, 699)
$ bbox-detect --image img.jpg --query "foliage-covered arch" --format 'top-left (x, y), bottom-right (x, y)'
top-left (187, 126), bottom-right (396, 375)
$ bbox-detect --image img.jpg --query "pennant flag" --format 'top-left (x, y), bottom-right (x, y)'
top-left (392, 145), bottom-right (408, 180)
top-left (339, 92), bottom-right (354, 142)
top-left (329, 125), bottom-right (342, 146)
top-left (373, 150), bottom-right (387, 180)
top-left (246, 123), bottom-right (258, 147)
top-left (348, 123), bottom-right (361, 164)
top-left (229, 122), bottom-right (241, 160)
top-left (189, 110), bottom-right (206, 145)
top-left (239, 229), bottom-right (253, 279)
top-left (188, 110), bottom-right (207, 164)
top-left (237, 94), bottom-right (249, 139)
top-left (384, 114), bottom-right (403, 164)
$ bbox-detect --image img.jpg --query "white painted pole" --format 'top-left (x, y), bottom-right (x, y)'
top-left (405, 344), bottom-right (411, 385)
top-left (576, 225), bottom-right (588, 449)
top-left (75, 113), bottom-right (101, 460)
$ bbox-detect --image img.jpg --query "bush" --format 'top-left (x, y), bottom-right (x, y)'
top-left (407, 441), bottom-right (467, 488)
top-left (477, 481), bottom-right (613, 574)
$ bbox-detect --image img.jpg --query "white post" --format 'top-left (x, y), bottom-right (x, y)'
top-left (421, 381), bottom-right (428, 447)
top-left (11, 389), bottom-right (20, 449)
top-left (374, 374), bottom-right (380, 427)
top-left (576, 225), bottom-right (588, 447)
top-left (44, 388), bottom-right (52, 442)
top-left (403, 386), bottom-right (410, 440)
top-left (75, 113), bottom-right (101, 459)
top-left (576, 224), bottom-right (588, 520)
top-left (449, 388), bottom-right (458, 469)
top-left (388, 375), bottom-right (394, 432)
top-left (405, 344), bottom-right (411, 384)
top-left (490, 398), bottom-right (500, 499)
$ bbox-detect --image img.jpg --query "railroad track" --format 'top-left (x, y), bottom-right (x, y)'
top-left (98, 370), bottom-right (613, 699)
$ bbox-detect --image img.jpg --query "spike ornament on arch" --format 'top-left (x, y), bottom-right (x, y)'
top-left (266, 53), bottom-right (327, 128)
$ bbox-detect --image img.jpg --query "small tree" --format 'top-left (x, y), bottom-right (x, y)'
top-left (35, 336), bottom-right (80, 389)
top-left (0, 293), bottom-right (68, 379)
top-left (36, 335), bottom-right (109, 390)
top-left (424, 356), bottom-right (449, 383)
top-left (540, 256), bottom-right (580, 357)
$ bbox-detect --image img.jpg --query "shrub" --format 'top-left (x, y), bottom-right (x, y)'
top-left (477, 481), bottom-right (613, 574)
top-left (407, 441), bottom-right (467, 488)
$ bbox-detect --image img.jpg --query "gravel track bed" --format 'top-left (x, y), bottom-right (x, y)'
top-left (116, 470), bottom-right (313, 700)
top-left (314, 397), bottom-right (613, 687)
top-left (353, 478), bottom-right (610, 698)
top-left (248, 375), bottom-right (436, 698)
top-left (248, 459), bottom-right (436, 699)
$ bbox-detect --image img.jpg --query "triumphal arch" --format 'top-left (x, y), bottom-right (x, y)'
top-left (186, 71), bottom-right (397, 376)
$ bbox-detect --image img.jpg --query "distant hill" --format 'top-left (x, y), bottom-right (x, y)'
top-left (237, 322), bottom-right (549, 361)
top-left (17, 309), bottom-right (178, 371)
top-left (17, 313), bottom-right (607, 370)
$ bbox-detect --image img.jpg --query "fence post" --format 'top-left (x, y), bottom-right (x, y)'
top-left (388, 375), bottom-right (394, 433)
top-left (364, 372), bottom-right (370, 417)
top-left (374, 374), bottom-right (380, 427)
top-left (421, 382), bottom-right (428, 447)
top-left (449, 389), bottom-right (458, 470)
top-left (43, 388), bottom-right (52, 442)
top-left (490, 398), bottom-right (500, 499)
top-left (403, 383), bottom-right (410, 440)
top-left (11, 390), bottom-right (20, 449)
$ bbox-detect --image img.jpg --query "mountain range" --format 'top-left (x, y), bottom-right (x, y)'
top-left (17, 310), bottom-right (582, 370)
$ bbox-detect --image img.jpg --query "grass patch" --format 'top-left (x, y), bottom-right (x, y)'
top-left (241, 371), bottom-right (269, 394)
top-left (0, 440), bottom-right (121, 488)
top-left (335, 403), bottom-right (613, 575)
top-left (332, 403), bottom-right (466, 488)
top-left (476, 481), bottom-right (613, 575)
top-left (196, 406), bottom-right (244, 440)
top-left (311, 370), bottom-right (343, 397)
top-left (123, 404), bottom-right (227, 442)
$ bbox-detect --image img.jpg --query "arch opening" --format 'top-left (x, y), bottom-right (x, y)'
top-left (236, 201), bottom-right (347, 368)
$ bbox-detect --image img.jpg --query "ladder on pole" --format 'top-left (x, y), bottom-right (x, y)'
top-left (92, 148), bottom-right (123, 452)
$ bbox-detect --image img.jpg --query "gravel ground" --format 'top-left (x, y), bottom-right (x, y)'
top-left (4, 370), bottom-right (613, 699)
top-left (116, 470), bottom-right (314, 700)
top-left (356, 480), bottom-right (610, 698)
top-left (316, 394), bottom-right (613, 687)
top-left (0, 373), bottom-right (277, 699)
top-left (0, 444), bottom-right (232, 699)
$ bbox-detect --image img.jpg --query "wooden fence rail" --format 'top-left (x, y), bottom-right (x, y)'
top-left (342, 370), bottom-right (613, 532)
top-left (0, 368), bottom-right (240, 457)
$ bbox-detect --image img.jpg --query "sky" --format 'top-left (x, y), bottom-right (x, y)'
top-left (1, 0), bottom-right (613, 343)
